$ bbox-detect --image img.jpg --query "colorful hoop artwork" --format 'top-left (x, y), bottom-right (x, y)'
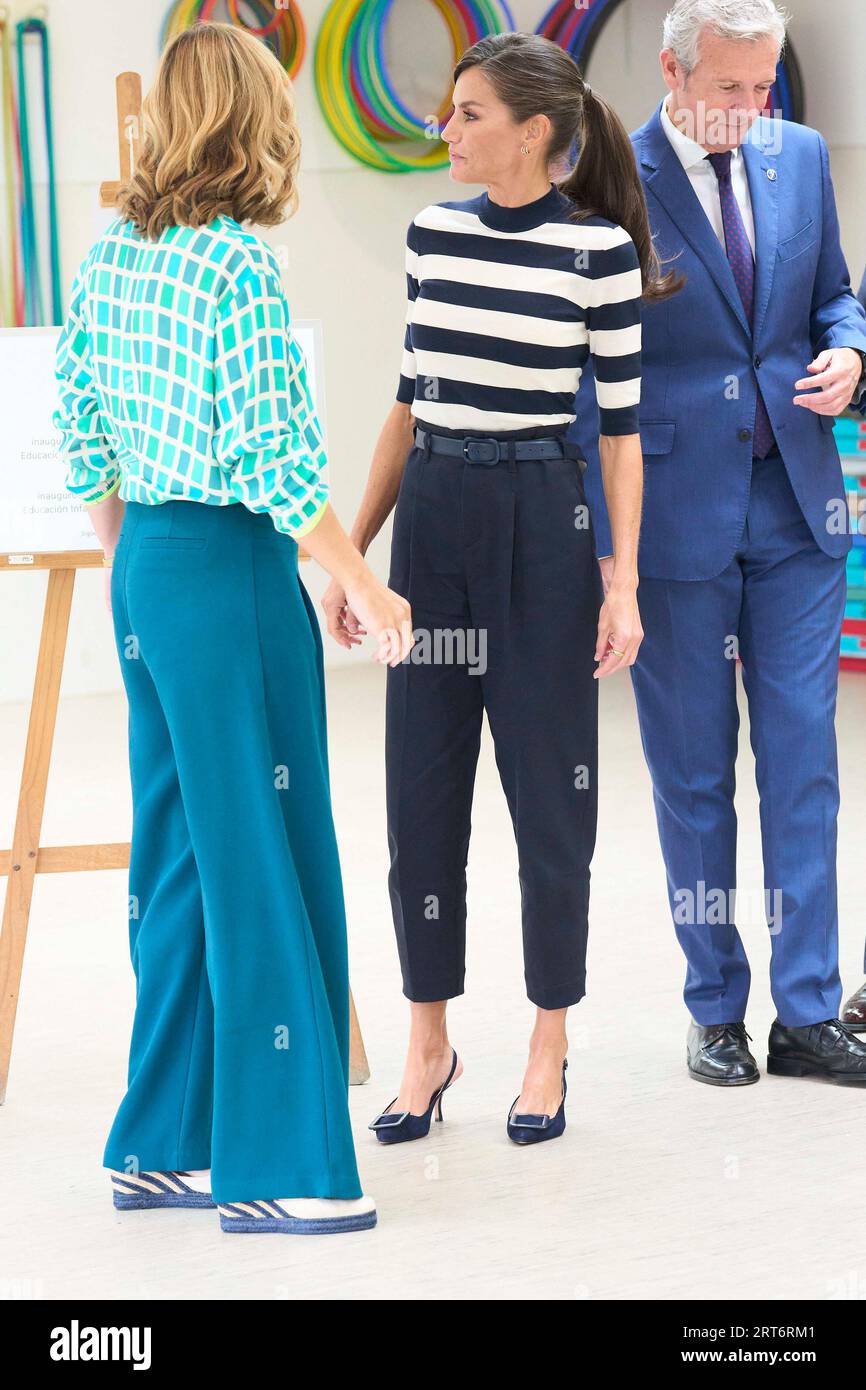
top-left (1, 11), bottom-right (61, 326)
top-left (160, 0), bottom-right (307, 78)
top-left (536, 0), bottom-right (805, 124)
top-left (314, 0), bottom-right (516, 172)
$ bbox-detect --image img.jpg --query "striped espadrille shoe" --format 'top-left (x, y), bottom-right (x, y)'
top-left (110, 1169), bottom-right (215, 1209)
top-left (218, 1194), bottom-right (377, 1235)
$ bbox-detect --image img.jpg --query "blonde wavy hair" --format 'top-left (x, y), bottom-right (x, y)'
top-left (117, 22), bottom-right (300, 239)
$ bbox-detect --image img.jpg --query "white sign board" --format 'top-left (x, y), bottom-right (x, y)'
top-left (0, 320), bottom-right (328, 555)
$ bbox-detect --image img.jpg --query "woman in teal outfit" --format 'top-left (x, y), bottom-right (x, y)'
top-left (53, 23), bottom-right (413, 1235)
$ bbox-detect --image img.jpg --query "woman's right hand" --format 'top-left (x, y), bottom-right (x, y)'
top-left (326, 575), bottom-right (414, 667)
top-left (302, 493), bottom-right (414, 665)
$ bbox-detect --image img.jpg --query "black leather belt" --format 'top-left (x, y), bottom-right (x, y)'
top-left (414, 426), bottom-right (586, 470)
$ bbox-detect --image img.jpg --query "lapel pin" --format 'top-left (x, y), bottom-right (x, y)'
top-left (766, 168), bottom-right (777, 181)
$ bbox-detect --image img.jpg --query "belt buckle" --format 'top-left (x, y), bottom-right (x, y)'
top-left (463, 436), bottom-right (500, 465)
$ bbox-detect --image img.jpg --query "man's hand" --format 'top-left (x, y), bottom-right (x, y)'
top-left (794, 347), bottom-right (863, 415)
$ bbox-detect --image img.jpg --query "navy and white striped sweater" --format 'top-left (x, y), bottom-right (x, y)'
top-left (396, 182), bottom-right (642, 439)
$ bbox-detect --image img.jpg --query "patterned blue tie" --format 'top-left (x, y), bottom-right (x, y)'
top-left (706, 150), bottom-right (776, 458)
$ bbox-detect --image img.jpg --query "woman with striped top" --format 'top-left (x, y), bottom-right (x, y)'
top-left (53, 25), bottom-right (413, 1234)
top-left (323, 33), bottom-right (681, 1144)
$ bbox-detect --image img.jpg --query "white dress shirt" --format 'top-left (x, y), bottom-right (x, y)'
top-left (659, 94), bottom-right (756, 256)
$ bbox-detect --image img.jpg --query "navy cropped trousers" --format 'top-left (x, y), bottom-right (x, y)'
top-left (385, 434), bottom-right (604, 1010)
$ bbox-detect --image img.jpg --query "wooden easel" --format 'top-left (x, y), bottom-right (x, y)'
top-left (0, 72), bottom-right (369, 1103)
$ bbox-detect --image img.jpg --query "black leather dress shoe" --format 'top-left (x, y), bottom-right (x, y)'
top-left (767, 1017), bottom-right (866, 1078)
top-left (686, 1020), bottom-right (760, 1086)
top-left (767, 1019), bottom-right (866, 1084)
top-left (841, 982), bottom-right (866, 1033)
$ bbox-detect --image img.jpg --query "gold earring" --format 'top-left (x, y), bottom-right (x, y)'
top-left (521, 144), bottom-right (530, 155)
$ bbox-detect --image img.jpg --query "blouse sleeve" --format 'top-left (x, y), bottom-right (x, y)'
top-left (395, 219), bottom-right (420, 404)
top-left (213, 264), bottom-right (329, 541)
top-left (582, 228), bottom-right (642, 436)
top-left (52, 260), bottom-right (122, 506)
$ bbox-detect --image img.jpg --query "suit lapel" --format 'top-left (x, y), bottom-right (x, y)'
top-left (637, 101), bottom-right (752, 340)
top-left (741, 121), bottom-right (779, 345)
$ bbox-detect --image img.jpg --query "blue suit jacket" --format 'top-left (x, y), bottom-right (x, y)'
top-left (572, 99), bottom-right (866, 580)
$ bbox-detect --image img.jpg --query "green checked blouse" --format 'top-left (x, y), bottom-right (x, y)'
top-left (52, 213), bottom-right (329, 540)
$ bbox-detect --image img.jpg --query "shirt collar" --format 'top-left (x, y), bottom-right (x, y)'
top-left (476, 182), bottom-right (568, 233)
top-left (660, 94), bottom-right (743, 173)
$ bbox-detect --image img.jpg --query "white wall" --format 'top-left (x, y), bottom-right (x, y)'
top-left (1, 0), bottom-right (864, 704)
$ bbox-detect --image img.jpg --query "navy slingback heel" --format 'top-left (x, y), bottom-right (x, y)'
top-left (506, 1059), bottom-right (568, 1145)
top-left (369, 1047), bottom-right (460, 1144)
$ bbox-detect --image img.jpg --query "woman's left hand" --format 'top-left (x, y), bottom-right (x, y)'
top-left (598, 555), bottom-right (615, 596)
top-left (594, 582), bottom-right (643, 679)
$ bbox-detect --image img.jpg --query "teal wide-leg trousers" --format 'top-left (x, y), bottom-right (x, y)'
top-left (103, 498), bottom-right (362, 1205)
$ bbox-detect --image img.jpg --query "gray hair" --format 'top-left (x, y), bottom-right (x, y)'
top-left (663, 0), bottom-right (790, 74)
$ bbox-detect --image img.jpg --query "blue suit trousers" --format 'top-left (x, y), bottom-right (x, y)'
top-left (631, 453), bottom-right (847, 1027)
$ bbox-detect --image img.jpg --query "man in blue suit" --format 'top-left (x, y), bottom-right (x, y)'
top-left (840, 263), bottom-right (866, 1033)
top-left (573, 0), bottom-right (866, 1085)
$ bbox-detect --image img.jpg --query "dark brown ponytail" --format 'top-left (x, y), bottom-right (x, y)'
top-left (453, 33), bottom-right (683, 303)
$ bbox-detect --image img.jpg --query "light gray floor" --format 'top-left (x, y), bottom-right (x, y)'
top-left (1, 659), bottom-right (864, 1301)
